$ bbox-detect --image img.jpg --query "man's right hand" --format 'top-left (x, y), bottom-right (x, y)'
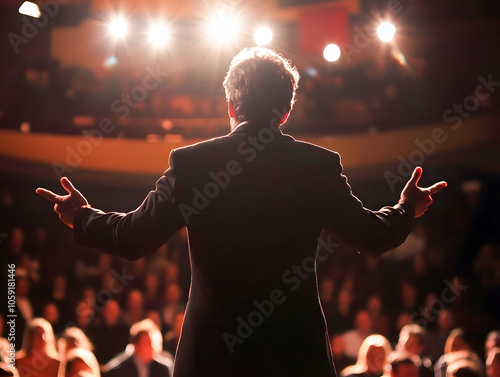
top-left (399, 166), bottom-right (447, 218)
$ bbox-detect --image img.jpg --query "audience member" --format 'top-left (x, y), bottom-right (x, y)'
top-left (16, 318), bottom-right (60, 377)
top-left (341, 334), bottom-right (392, 377)
top-left (88, 300), bottom-right (129, 365)
top-left (343, 310), bottom-right (374, 360)
top-left (104, 319), bottom-right (172, 377)
top-left (63, 348), bottom-right (101, 377)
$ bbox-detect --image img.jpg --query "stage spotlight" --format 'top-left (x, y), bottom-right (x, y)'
top-left (148, 24), bottom-right (169, 46)
top-left (377, 22), bottom-right (396, 42)
top-left (253, 27), bottom-right (273, 46)
top-left (109, 18), bottom-right (127, 39)
top-left (208, 10), bottom-right (240, 44)
top-left (323, 44), bottom-right (341, 62)
top-left (18, 1), bottom-right (41, 18)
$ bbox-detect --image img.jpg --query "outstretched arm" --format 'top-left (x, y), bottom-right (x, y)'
top-left (324, 158), bottom-right (446, 256)
top-left (36, 162), bottom-right (185, 260)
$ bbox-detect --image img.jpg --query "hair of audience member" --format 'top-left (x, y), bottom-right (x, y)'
top-left (63, 348), bottom-right (101, 377)
top-left (341, 334), bottom-right (392, 376)
top-left (62, 327), bottom-right (94, 353)
top-left (223, 46), bottom-right (300, 124)
top-left (18, 317), bottom-right (58, 360)
top-left (129, 319), bottom-right (162, 355)
top-left (487, 347), bottom-right (500, 377)
top-left (486, 332), bottom-right (500, 354)
top-left (447, 358), bottom-right (483, 377)
top-left (0, 363), bottom-right (20, 377)
top-left (397, 324), bottom-right (427, 350)
top-left (386, 351), bottom-right (421, 375)
top-left (444, 329), bottom-right (472, 354)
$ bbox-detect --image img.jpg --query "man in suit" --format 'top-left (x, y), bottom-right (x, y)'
top-left (36, 47), bottom-right (447, 376)
top-left (104, 319), bottom-right (173, 377)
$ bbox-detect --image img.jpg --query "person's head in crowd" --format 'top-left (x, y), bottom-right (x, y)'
top-left (486, 332), bottom-right (500, 355)
top-left (51, 274), bottom-right (67, 295)
top-left (64, 348), bottom-right (101, 377)
top-left (9, 227), bottom-right (24, 256)
top-left (75, 299), bottom-right (95, 329)
top-left (395, 313), bottom-right (411, 336)
top-left (127, 289), bottom-right (144, 311)
top-left (164, 263), bottom-right (179, 286)
top-left (320, 278), bottom-right (335, 303)
top-left (42, 302), bottom-right (60, 326)
top-left (397, 324), bottom-right (427, 357)
top-left (386, 351), bottom-right (420, 377)
top-left (486, 348), bottom-right (500, 377)
top-left (102, 300), bottom-right (121, 327)
top-left (129, 319), bottom-right (163, 363)
top-left (444, 329), bottom-right (472, 354)
top-left (412, 254), bottom-right (427, 277)
top-left (19, 318), bottom-right (58, 359)
top-left (16, 273), bottom-right (30, 297)
top-left (223, 46), bottom-right (300, 128)
top-left (61, 327), bottom-right (94, 353)
top-left (438, 310), bottom-right (455, 334)
top-left (342, 334), bottom-right (392, 376)
top-left (164, 283), bottom-right (181, 305)
top-left (444, 350), bottom-right (484, 377)
top-left (144, 272), bottom-right (159, 293)
top-left (146, 310), bottom-right (162, 329)
top-left (446, 359), bottom-right (482, 377)
top-left (400, 280), bottom-right (418, 310)
top-left (173, 311), bottom-right (184, 338)
top-left (331, 334), bottom-right (347, 357)
top-left (367, 295), bottom-right (384, 317)
top-left (337, 287), bottom-right (353, 313)
top-left (354, 310), bottom-right (373, 336)
top-left (81, 287), bottom-right (96, 304)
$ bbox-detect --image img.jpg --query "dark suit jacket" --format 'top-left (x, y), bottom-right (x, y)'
top-left (104, 354), bottom-right (172, 377)
top-left (74, 122), bottom-right (414, 377)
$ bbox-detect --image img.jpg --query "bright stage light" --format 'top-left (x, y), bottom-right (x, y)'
top-left (207, 10), bottom-right (240, 44)
top-left (377, 22), bottom-right (396, 42)
top-left (253, 27), bottom-right (273, 46)
top-left (148, 24), bottom-right (169, 46)
top-left (18, 1), bottom-right (41, 18)
top-left (323, 44), bottom-right (341, 62)
top-left (109, 18), bottom-right (127, 38)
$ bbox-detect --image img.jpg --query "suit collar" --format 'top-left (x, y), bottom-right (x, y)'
top-left (229, 120), bottom-right (286, 138)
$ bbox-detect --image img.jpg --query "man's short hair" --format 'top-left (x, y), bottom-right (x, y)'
top-left (223, 46), bottom-right (300, 124)
top-left (399, 324), bottom-right (427, 345)
top-left (129, 319), bottom-right (162, 354)
top-left (386, 351), bottom-right (420, 374)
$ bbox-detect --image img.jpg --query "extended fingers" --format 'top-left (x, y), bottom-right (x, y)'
top-left (60, 177), bottom-right (77, 195)
top-left (409, 166), bottom-right (423, 187)
top-left (427, 181), bottom-right (448, 195)
top-left (35, 188), bottom-right (60, 203)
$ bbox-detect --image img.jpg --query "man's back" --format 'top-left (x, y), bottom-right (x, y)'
top-left (171, 122), bottom-right (340, 376)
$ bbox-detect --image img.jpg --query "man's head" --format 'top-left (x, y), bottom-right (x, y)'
top-left (130, 319), bottom-right (162, 363)
top-left (223, 47), bottom-right (300, 127)
top-left (386, 352), bottom-right (420, 377)
top-left (397, 324), bottom-right (427, 356)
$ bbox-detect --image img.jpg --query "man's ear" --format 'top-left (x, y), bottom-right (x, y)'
top-left (279, 111), bottom-right (290, 125)
top-left (228, 99), bottom-right (235, 118)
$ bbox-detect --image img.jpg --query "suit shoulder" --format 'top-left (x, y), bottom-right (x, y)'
top-left (286, 138), bottom-right (341, 164)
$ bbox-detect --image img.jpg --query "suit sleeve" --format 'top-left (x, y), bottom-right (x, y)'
top-left (322, 152), bottom-right (415, 256)
top-left (73, 151), bottom-right (186, 261)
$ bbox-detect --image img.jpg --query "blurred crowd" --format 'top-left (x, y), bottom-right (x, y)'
top-left (0, 158), bottom-right (499, 377)
top-left (1, 55), bottom-right (498, 138)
